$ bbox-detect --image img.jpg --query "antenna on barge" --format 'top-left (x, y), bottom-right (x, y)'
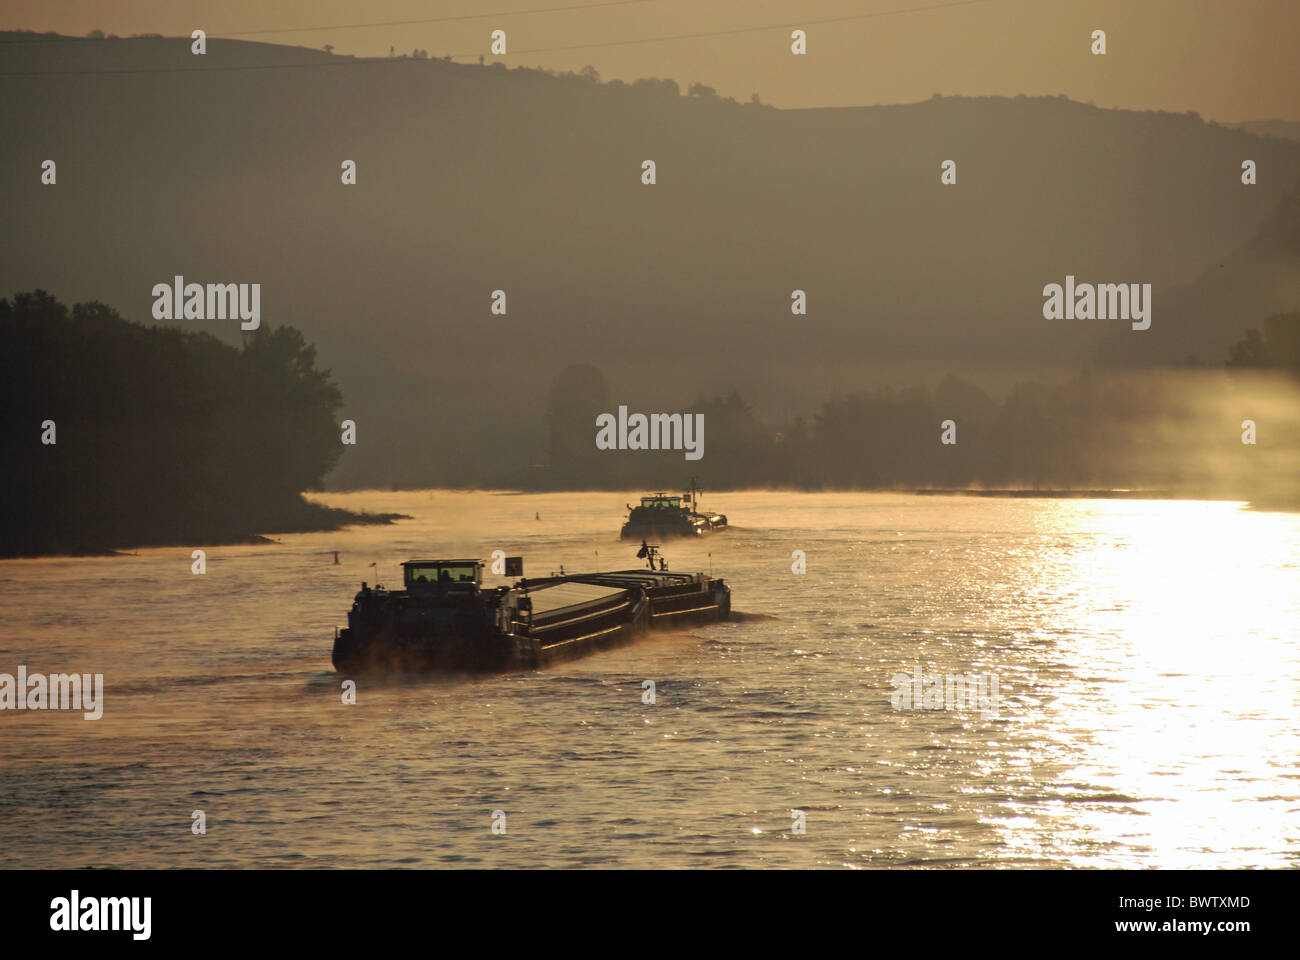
top-left (685, 475), bottom-right (703, 513)
top-left (636, 539), bottom-right (666, 571)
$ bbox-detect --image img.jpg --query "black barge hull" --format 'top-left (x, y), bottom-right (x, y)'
top-left (619, 514), bottom-right (727, 540)
top-left (332, 569), bottom-right (730, 674)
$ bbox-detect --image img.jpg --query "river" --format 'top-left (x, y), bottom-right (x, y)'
top-left (1, 491), bottom-right (1296, 868)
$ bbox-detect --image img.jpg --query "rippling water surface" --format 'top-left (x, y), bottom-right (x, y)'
top-left (1, 491), bottom-right (1297, 868)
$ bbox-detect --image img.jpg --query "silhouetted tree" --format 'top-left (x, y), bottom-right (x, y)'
top-left (544, 364), bottom-right (610, 486)
top-left (0, 291), bottom-right (346, 556)
top-left (1228, 312), bottom-right (1300, 375)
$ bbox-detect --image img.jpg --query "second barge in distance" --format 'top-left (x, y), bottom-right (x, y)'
top-left (620, 477), bottom-right (728, 540)
top-left (332, 546), bottom-right (730, 674)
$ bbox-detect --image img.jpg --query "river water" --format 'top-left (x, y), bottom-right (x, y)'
top-left (1, 491), bottom-right (1296, 868)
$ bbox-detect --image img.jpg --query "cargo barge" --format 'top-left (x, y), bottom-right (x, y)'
top-left (331, 548), bottom-right (730, 673)
top-left (620, 478), bottom-right (727, 540)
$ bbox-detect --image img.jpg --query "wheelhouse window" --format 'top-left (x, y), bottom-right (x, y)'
top-left (405, 563), bottom-right (480, 586)
top-left (641, 497), bottom-right (681, 510)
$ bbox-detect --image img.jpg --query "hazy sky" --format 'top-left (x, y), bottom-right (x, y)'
top-left (3, 0), bottom-right (1297, 121)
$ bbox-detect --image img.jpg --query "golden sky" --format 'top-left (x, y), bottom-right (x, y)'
top-left (2, 0), bottom-right (1297, 120)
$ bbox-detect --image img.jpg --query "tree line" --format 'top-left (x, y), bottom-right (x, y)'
top-left (1, 291), bottom-right (355, 556)
top-left (536, 313), bottom-right (1300, 495)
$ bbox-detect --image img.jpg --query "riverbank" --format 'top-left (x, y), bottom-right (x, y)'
top-left (911, 488), bottom-right (1297, 511)
top-left (0, 495), bottom-right (408, 559)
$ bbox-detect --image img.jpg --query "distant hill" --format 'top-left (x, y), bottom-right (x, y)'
top-left (3, 32), bottom-right (1298, 488)
top-left (1100, 183), bottom-right (1300, 367)
top-left (1228, 120), bottom-right (1300, 142)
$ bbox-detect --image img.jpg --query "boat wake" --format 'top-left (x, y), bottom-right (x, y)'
top-left (729, 610), bottom-right (777, 622)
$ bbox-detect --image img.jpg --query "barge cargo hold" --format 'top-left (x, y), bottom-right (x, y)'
top-left (331, 555), bottom-right (730, 673)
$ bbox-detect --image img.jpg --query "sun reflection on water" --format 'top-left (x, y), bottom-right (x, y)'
top-left (1004, 500), bottom-right (1300, 867)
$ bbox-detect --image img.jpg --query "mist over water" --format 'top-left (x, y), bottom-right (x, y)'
top-left (1, 491), bottom-right (1296, 868)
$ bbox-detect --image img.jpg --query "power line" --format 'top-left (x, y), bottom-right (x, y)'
top-left (448, 0), bottom-right (1000, 58)
top-left (0, 0), bottom-right (1002, 77)
top-left (0, 0), bottom-right (658, 44)
top-left (218, 0), bottom-right (660, 37)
